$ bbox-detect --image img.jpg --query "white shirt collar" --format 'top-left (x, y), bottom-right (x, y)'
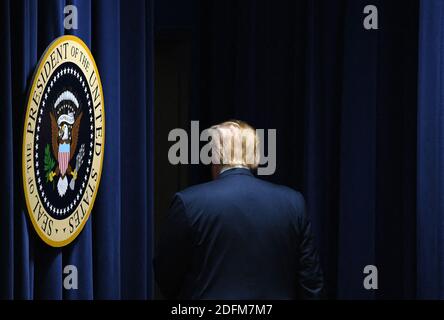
top-left (219, 165), bottom-right (250, 175)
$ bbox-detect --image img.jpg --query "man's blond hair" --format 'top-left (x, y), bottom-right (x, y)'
top-left (209, 120), bottom-right (260, 169)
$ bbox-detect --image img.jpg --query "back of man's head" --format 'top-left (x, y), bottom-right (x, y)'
top-left (209, 120), bottom-right (260, 174)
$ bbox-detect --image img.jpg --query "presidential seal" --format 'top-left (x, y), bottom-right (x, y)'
top-left (22, 35), bottom-right (105, 247)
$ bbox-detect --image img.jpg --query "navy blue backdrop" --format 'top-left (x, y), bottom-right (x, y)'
top-left (0, 0), bottom-right (154, 299)
top-left (1, 0), bottom-right (444, 300)
top-left (417, 0), bottom-right (444, 299)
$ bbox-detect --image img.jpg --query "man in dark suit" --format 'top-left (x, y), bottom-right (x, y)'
top-left (154, 120), bottom-right (324, 299)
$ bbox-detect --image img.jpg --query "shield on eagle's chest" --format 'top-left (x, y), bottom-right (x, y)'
top-left (58, 143), bottom-right (70, 176)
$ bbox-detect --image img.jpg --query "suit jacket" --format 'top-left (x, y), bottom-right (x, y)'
top-left (154, 168), bottom-right (324, 299)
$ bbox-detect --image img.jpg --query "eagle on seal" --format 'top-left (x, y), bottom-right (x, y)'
top-left (47, 90), bottom-right (83, 197)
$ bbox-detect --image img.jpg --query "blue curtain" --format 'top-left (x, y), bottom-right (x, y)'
top-left (0, 0), bottom-right (154, 299)
top-left (417, 0), bottom-right (444, 299)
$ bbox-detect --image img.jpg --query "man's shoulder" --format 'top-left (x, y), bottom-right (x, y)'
top-left (259, 179), bottom-right (305, 210)
top-left (173, 180), bottom-right (219, 210)
top-left (176, 179), bottom-right (218, 198)
top-left (259, 178), bottom-right (303, 198)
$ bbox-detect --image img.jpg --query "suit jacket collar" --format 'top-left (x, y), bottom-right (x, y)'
top-left (218, 167), bottom-right (254, 179)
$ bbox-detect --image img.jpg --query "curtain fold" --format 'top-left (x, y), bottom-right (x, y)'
top-left (337, 0), bottom-right (379, 299)
top-left (90, 0), bottom-right (122, 300)
top-left (0, 0), bottom-right (14, 300)
top-left (417, 0), bottom-right (444, 299)
top-left (120, 0), bottom-right (148, 299)
top-left (0, 0), bottom-right (154, 300)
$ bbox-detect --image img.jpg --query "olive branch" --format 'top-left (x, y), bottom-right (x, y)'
top-left (44, 144), bottom-right (55, 188)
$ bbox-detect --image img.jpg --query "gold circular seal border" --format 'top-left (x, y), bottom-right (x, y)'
top-left (22, 35), bottom-right (105, 247)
